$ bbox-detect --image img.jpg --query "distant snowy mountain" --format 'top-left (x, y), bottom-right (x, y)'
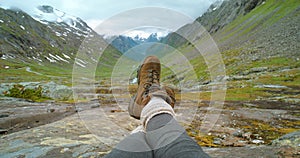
top-left (133, 33), bottom-right (160, 44)
top-left (106, 33), bottom-right (166, 53)
top-left (125, 29), bottom-right (169, 40)
top-left (105, 35), bottom-right (138, 53)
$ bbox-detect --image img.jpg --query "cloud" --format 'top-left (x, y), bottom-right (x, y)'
top-left (85, 19), bottom-right (104, 29)
top-left (1, 0), bottom-right (217, 21)
top-left (0, 0), bottom-right (219, 35)
top-left (94, 7), bottom-right (194, 36)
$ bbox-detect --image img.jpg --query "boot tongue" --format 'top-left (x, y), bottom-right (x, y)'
top-left (148, 84), bottom-right (161, 93)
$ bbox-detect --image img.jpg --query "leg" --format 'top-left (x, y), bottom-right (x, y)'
top-left (144, 97), bottom-right (210, 158)
top-left (146, 114), bottom-right (210, 158)
top-left (104, 131), bottom-right (153, 158)
top-left (126, 56), bottom-right (210, 157)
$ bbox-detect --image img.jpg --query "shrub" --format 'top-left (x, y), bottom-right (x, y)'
top-left (5, 84), bottom-right (47, 101)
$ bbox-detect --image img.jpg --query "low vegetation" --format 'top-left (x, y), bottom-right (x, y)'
top-left (4, 84), bottom-right (50, 102)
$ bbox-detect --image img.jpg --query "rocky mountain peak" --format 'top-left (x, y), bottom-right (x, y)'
top-left (197, 0), bottom-right (265, 33)
top-left (107, 32), bottom-right (163, 54)
top-left (31, 5), bottom-right (91, 34)
top-left (207, 0), bottom-right (224, 12)
top-left (37, 5), bottom-right (54, 14)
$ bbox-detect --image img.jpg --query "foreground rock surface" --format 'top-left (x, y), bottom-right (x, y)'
top-left (272, 130), bottom-right (300, 148)
top-left (1, 116), bottom-right (298, 157)
top-left (0, 83), bottom-right (299, 157)
top-left (1, 103), bottom-right (299, 158)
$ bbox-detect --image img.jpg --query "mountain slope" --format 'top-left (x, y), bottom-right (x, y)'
top-left (206, 0), bottom-right (300, 77)
top-left (161, 0), bottom-right (265, 48)
top-left (213, 0), bottom-right (300, 55)
top-left (158, 0), bottom-right (300, 79)
top-left (0, 7), bottom-right (121, 83)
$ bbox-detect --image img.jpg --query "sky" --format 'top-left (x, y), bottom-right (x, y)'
top-left (0, 0), bottom-right (219, 37)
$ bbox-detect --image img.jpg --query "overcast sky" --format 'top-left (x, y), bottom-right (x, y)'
top-left (0, 0), bottom-right (218, 36)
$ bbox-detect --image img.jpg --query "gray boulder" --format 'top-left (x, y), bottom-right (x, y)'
top-left (272, 130), bottom-right (300, 148)
top-left (0, 83), bottom-right (13, 96)
top-left (42, 81), bottom-right (73, 101)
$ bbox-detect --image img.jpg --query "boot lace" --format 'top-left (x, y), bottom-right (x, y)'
top-left (142, 69), bottom-right (159, 95)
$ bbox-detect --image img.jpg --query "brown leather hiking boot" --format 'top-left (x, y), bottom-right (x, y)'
top-left (162, 86), bottom-right (176, 108)
top-left (129, 56), bottom-right (161, 119)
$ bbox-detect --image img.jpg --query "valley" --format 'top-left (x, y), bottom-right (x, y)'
top-left (0, 0), bottom-right (299, 157)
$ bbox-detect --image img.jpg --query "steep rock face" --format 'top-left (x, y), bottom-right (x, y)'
top-left (197, 0), bottom-right (265, 33)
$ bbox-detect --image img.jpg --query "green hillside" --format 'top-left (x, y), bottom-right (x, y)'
top-left (159, 0), bottom-right (300, 102)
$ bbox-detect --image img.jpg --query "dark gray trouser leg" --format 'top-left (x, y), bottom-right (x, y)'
top-left (104, 132), bottom-right (153, 158)
top-left (146, 114), bottom-right (211, 158)
top-left (105, 113), bottom-right (210, 158)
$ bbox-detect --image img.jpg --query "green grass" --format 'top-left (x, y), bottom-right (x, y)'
top-left (0, 58), bottom-right (73, 83)
top-left (188, 56), bottom-right (209, 81)
top-left (226, 86), bottom-right (268, 101)
top-left (159, 44), bottom-right (211, 83)
top-left (256, 70), bottom-right (300, 86)
top-left (224, 55), bottom-right (299, 75)
top-left (250, 57), bottom-right (299, 68)
top-left (0, 44), bottom-right (122, 85)
top-left (220, 0), bottom-right (300, 41)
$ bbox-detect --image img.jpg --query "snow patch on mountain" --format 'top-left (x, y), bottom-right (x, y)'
top-left (207, 0), bottom-right (224, 12)
top-left (31, 5), bottom-right (92, 34)
top-left (62, 53), bottom-right (71, 59)
top-left (75, 58), bottom-right (87, 68)
top-left (124, 30), bottom-right (169, 40)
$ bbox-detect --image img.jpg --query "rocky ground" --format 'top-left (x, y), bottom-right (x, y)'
top-left (0, 82), bottom-right (299, 158)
